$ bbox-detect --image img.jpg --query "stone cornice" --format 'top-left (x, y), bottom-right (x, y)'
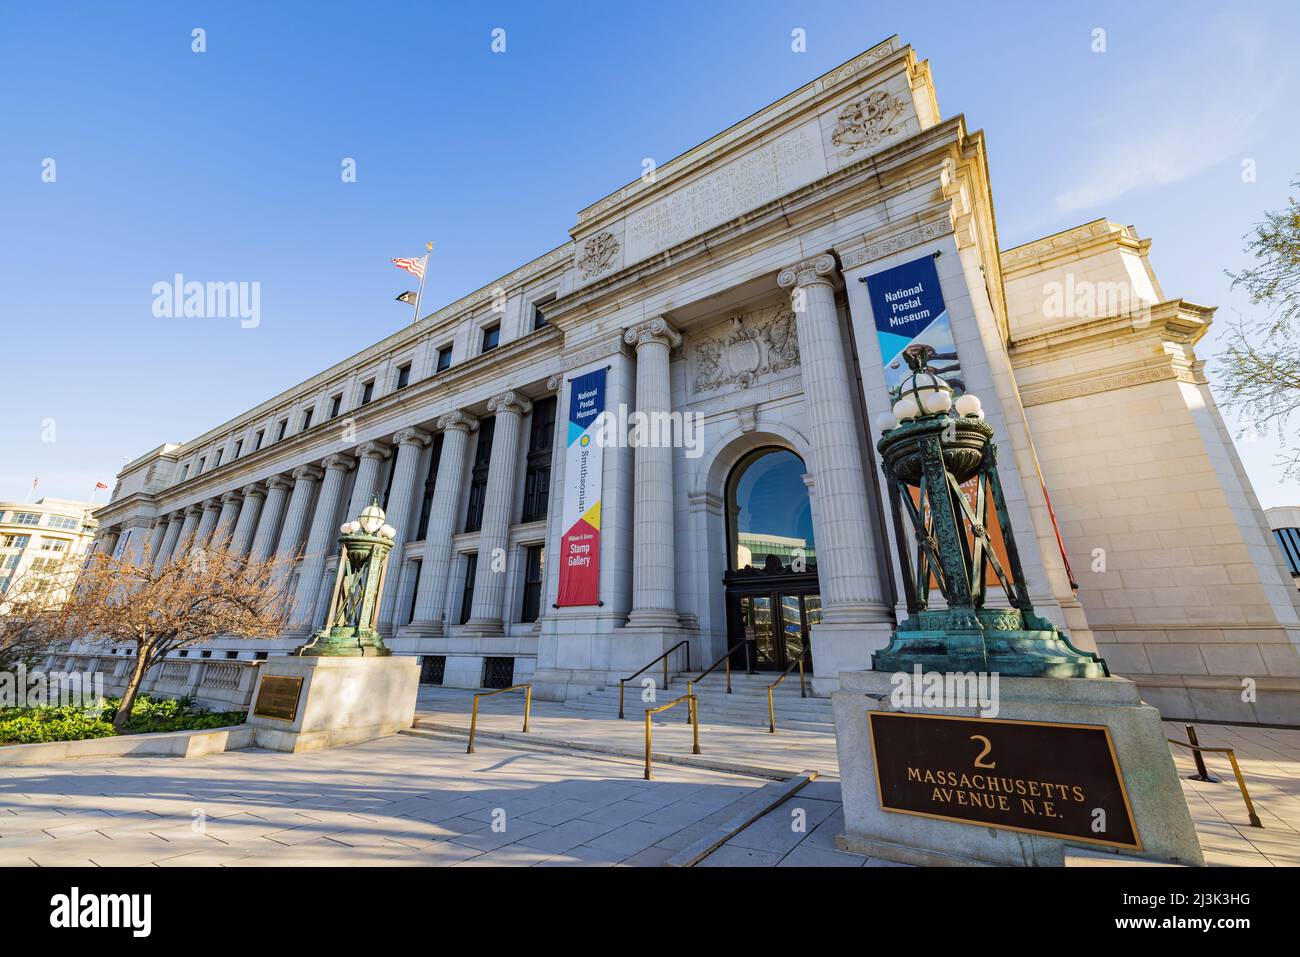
top-left (1000, 219), bottom-right (1150, 276)
top-left (1009, 299), bottom-right (1215, 362)
top-left (838, 215), bottom-right (955, 271)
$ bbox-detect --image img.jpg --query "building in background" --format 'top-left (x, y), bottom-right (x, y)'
top-left (0, 498), bottom-right (99, 601)
top-left (85, 37), bottom-right (1299, 724)
top-left (1267, 506), bottom-right (1300, 590)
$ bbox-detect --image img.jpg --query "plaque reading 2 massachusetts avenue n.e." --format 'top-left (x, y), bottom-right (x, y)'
top-left (868, 711), bottom-right (1140, 850)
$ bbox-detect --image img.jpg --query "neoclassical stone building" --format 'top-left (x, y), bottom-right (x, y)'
top-left (89, 37), bottom-right (1299, 724)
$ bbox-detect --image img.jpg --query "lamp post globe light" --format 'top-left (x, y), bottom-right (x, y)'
top-left (295, 496), bottom-right (397, 657)
top-left (872, 345), bottom-right (1107, 678)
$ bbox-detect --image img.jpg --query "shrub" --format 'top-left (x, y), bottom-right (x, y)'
top-left (0, 695), bottom-right (245, 745)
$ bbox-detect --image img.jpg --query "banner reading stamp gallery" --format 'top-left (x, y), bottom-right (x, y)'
top-left (557, 368), bottom-right (606, 606)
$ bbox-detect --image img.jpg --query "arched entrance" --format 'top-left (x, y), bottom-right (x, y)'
top-left (724, 447), bottom-right (820, 671)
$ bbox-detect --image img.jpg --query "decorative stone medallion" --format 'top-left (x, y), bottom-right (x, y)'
top-left (830, 90), bottom-right (908, 156)
top-left (692, 305), bottom-right (801, 394)
top-left (578, 230), bottom-right (620, 279)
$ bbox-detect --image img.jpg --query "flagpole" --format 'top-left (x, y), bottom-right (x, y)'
top-left (410, 242), bottom-right (432, 325)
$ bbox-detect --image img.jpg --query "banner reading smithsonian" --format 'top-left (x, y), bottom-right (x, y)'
top-left (557, 368), bottom-right (606, 606)
top-left (865, 254), bottom-right (964, 396)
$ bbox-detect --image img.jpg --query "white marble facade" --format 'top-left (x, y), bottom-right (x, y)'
top-left (89, 37), bottom-right (1299, 723)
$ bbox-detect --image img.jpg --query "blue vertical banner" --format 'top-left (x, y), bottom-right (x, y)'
top-left (864, 254), bottom-right (963, 395)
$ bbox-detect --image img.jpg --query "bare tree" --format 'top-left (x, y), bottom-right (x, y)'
top-left (5, 535), bottom-right (291, 729)
top-left (1220, 179), bottom-right (1300, 477)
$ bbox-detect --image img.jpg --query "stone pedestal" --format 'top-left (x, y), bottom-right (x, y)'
top-left (245, 656), bottom-right (419, 753)
top-left (832, 670), bottom-right (1204, 866)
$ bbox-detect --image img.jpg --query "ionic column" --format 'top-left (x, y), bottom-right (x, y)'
top-left (210, 491), bottom-right (242, 549)
top-left (376, 427), bottom-right (432, 634)
top-left (152, 513), bottom-right (183, 572)
top-left (193, 499), bottom-right (222, 549)
top-left (169, 506), bottom-right (201, 560)
top-left (228, 484), bottom-right (265, 558)
top-left (623, 317), bottom-right (682, 629)
top-left (145, 518), bottom-right (169, 567)
top-left (248, 475), bottom-right (292, 565)
top-left (405, 411), bottom-right (477, 637)
top-left (347, 441), bottom-right (391, 518)
top-left (465, 392), bottom-right (531, 635)
top-left (777, 253), bottom-right (890, 621)
top-left (287, 454), bottom-right (353, 633)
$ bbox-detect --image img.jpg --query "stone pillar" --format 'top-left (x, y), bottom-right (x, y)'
top-left (97, 528), bottom-right (120, 559)
top-left (193, 499), bottom-right (222, 549)
top-left (465, 392), bottom-right (530, 636)
top-left (377, 427), bottom-right (432, 635)
top-left (623, 317), bottom-right (682, 629)
top-left (249, 475), bottom-right (292, 565)
top-left (287, 455), bottom-right (353, 634)
top-left (405, 411), bottom-right (477, 637)
top-left (347, 441), bottom-right (391, 519)
top-left (152, 513), bottom-right (183, 572)
top-left (170, 506), bottom-right (202, 560)
top-left (777, 253), bottom-right (893, 689)
top-left (146, 519), bottom-right (168, 567)
top-left (229, 484), bottom-right (265, 558)
top-left (211, 491), bottom-right (242, 549)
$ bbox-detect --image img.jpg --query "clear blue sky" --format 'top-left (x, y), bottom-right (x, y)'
top-left (2, 1), bottom-right (1298, 507)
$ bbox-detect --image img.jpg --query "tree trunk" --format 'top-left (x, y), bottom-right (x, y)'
top-left (113, 646), bottom-right (151, 730)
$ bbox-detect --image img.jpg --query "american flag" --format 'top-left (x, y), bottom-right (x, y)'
top-left (391, 255), bottom-right (427, 280)
top-left (95, 481), bottom-right (108, 490)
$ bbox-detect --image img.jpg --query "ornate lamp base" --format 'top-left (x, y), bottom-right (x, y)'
top-left (295, 626), bottom-right (391, 658)
top-left (872, 608), bottom-right (1108, 678)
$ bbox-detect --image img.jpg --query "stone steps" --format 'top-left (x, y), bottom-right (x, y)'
top-left (561, 673), bottom-right (835, 733)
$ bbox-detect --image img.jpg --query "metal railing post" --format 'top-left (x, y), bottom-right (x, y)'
top-left (1185, 724), bottom-right (1219, 782)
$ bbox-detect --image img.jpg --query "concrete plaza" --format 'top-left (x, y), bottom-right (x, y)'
top-left (0, 687), bottom-right (1295, 867)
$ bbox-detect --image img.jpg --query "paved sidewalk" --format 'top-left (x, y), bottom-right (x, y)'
top-left (417, 687), bottom-right (1300, 866)
top-left (0, 732), bottom-right (881, 867)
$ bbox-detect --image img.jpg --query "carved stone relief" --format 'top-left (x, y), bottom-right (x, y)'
top-left (578, 230), bottom-right (620, 279)
top-left (691, 305), bottom-right (800, 395)
top-left (830, 90), bottom-right (908, 156)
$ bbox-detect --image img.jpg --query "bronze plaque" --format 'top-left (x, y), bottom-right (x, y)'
top-left (868, 711), bottom-right (1140, 850)
top-left (253, 675), bottom-right (303, 722)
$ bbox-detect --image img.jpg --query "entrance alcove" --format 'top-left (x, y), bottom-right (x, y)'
top-left (691, 427), bottom-right (819, 673)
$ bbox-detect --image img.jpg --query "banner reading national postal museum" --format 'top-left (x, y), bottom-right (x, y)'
top-left (864, 253), bottom-right (963, 396)
top-left (556, 368), bottom-right (606, 606)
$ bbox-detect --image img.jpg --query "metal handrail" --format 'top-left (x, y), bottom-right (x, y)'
top-left (766, 657), bottom-right (806, 734)
top-left (466, 683), bottom-right (532, 754)
top-left (643, 693), bottom-right (700, 779)
top-left (617, 639), bottom-right (691, 719)
top-left (684, 640), bottom-right (753, 722)
top-left (1167, 728), bottom-right (1262, 828)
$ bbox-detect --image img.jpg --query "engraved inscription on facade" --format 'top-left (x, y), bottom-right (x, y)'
top-left (624, 120), bottom-right (828, 263)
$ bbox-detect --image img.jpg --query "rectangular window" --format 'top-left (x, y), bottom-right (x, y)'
top-left (329, 394), bottom-right (342, 419)
top-left (39, 538), bottom-right (69, 552)
top-left (481, 324), bottom-right (500, 353)
top-left (47, 515), bottom-right (79, 530)
top-left (464, 418), bottom-right (495, 533)
top-left (396, 363), bottom-right (411, 389)
top-left (436, 344), bottom-right (453, 372)
top-left (213, 449), bottom-right (223, 467)
top-left (254, 429), bottom-right (264, 451)
top-left (197, 457), bottom-right (206, 474)
top-left (277, 419), bottom-right (288, 441)
top-left (532, 296), bottom-right (554, 331)
top-left (482, 656), bottom-right (515, 689)
top-left (361, 380), bottom-right (375, 405)
top-left (459, 553), bottom-right (478, 624)
top-left (407, 559), bottom-right (422, 623)
top-left (520, 545), bottom-right (544, 622)
top-left (234, 439), bottom-right (243, 458)
top-left (0, 534), bottom-right (30, 549)
top-left (420, 654), bottom-right (446, 685)
top-left (180, 464), bottom-right (189, 482)
top-left (302, 408), bottom-right (313, 431)
top-left (416, 432), bottom-right (444, 539)
top-left (11, 512), bottom-right (40, 526)
top-left (521, 396), bottom-right (557, 523)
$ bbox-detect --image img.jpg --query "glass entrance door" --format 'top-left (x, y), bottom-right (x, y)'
top-left (732, 591), bottom-right (818, 672)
